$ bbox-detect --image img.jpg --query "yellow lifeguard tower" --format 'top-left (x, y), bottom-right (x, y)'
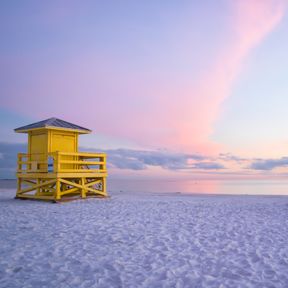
top-left (15, 117), bottom-right (107, 202)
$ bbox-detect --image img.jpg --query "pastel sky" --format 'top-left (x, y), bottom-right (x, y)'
top-left (1, 0), bottom-right (288, 179)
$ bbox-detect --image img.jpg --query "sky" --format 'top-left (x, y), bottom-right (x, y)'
top-left (0, 0), bottom-right (288, 179)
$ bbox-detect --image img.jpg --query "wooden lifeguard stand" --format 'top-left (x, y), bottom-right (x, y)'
top-left (15, 117), bottom-right (107, 201)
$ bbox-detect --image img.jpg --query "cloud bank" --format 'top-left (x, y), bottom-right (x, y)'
top-left (0, 142), bottom-right (226, 178)
top-left (84, 148), bottom-right (225, 171)
top-left (250, 157), bottom-right (288, 170)
top-left (1, 142), bottom-right (288, 179)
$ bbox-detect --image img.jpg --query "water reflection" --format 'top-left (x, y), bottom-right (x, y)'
top-left (108, 179), bottom-right (288, 195)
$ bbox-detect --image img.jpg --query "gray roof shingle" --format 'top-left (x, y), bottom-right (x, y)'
top-left (15, 117), bottom-right (91, 133)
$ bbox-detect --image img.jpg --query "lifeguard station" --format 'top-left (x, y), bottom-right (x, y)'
top-left (15, 118), bottom-right (107, 202)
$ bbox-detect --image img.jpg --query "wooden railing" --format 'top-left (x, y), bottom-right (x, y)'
top-left (17, 151), bottom-right (107, 174)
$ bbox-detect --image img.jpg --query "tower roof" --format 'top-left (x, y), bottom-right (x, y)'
top-left (14, 117), bottom-right (91, 133)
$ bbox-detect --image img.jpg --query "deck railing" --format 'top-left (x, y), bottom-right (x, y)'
top-left (17, 151), bottom-right (107, 174)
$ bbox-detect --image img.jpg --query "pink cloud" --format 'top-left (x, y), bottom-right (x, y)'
top-left (169, 0), bottom-right (286, 153)
top-left (2, 0), bottom-right (286, 155)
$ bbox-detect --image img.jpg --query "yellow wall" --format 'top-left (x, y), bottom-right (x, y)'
top-left (28, 130), bottom-right (78, 153)
top-left (27, 129), bottom-right (79, 171)
top-left (28, 130), bottom-right (48, 170)
top-left (29, 131), bottom-right (47, 155)
top-left (48, 130), bottom-right (78, 153)
top-left (48, 130), bottom-right (78, 170)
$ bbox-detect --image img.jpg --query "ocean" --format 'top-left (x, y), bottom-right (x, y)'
top-left (108, 179), bottom-right (288, 195)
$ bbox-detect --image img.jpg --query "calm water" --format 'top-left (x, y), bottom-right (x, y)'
top-left (108, 179), bottom-right (288, 195)
top-left (1, 179), bottom-right (288, 195)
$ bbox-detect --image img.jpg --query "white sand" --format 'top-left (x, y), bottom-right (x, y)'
top-left (0, 187), bottom-right (288, 288)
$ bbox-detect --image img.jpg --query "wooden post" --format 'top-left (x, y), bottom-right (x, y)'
top-left (36, 178), bottom-right (41, 195)
top-left (55, 179), bottom-right (61, 200)
top-left (81, 177), bottom-right (86, 198)
top-left (17, 154), bottom-right (21, 172)
top-left (102, 177), bottom-right (107, 196)
top-left (56, 152), bottom-right (60, 173)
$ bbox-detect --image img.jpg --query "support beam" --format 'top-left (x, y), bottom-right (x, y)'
top-left (60, 187), bottom-right (80, 197)
top-left (85, 179), bottom-right (102, 187)
top-left (16, 194), bottom-right (54, 201)
top-left (17, 179), bottom-right (56, 195)
top-left (22, 179), bottom-right (37, 185)
top-left (16, 174), bottom-right (107, 201)
top-left (59, 178), bottom-right (106, 196)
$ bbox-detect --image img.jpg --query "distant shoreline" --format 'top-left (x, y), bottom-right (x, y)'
top-left (0, 179), bottom-right (17, 189)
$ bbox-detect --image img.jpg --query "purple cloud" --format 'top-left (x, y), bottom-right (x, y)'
top-left (193, 162), bottom-right (225, 170)
top-left (250, 157), bottom-right (288, 170)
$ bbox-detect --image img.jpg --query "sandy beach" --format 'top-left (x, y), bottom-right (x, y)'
top-left (1, 183), bottom-right (288, 288)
